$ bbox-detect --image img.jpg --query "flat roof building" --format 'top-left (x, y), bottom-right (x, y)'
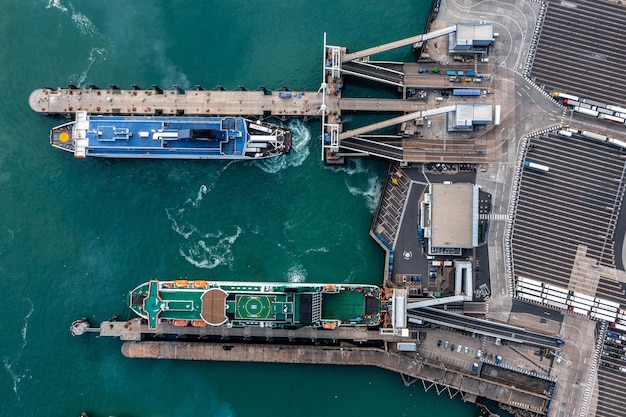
top-left (425, 183), bottom-right (479, 253)
top-left (448, 22), bottom-right (494, 55)
top-left (447, 104), bottom-right (493, 131)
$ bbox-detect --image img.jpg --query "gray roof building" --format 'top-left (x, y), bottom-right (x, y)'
top-left (447, 104), bottom-right (493, 131)
top-left (428, 183), bottom-right (479, 249)
top-left (448, 22), bottom-right (494, 54)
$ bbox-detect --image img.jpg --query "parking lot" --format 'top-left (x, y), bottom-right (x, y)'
top-left (597, 328), bottom-right (626, 417)
top-left (511, 132), bottom-right (626, 302)
top-left (417, 326), bottom-right (551, 378)
top-left (529, 0), bottom-right (626, 105)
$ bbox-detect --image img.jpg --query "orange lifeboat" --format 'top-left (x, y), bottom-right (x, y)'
top-left (191, 320), bottom-right (207, 327)
top-left (193, 280), bottom-right (208, 289)
top-left (174, 280), bottom-right (189, 288)
top-left (173, 320), bottom-right (189, 327)
top-left (322, 322), bottom-right (336, 330)
top-left (323, 284), bottom-right (337, 291)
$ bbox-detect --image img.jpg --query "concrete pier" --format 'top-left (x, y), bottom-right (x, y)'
top-left (29, 88), bottom-right (327, 118)
top-left (29, 87), bottom-right (441, 117)
top-left (122, 341), bottom-right (552, 415)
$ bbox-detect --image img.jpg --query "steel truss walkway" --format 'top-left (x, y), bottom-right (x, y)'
top-left (342, 25), bottom-right (457, 62)
top-left (339, 105), bottom-right (456, 140)
top-left (339, 136), bottom-right (404, 161)
top-left (341, 61), bottom-right (404, 87)
top-left (333, 106), bottom-right (457, 160)
top-left (324, 26), bottom-right (458, 90)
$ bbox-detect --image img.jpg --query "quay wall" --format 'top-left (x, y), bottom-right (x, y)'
top-left (29, 88), bottom-right (327, 118)
top-left (123, 341), bottom-right (550, 415)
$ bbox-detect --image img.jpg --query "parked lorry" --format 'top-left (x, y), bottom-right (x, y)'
top-left (524, 161), bottom-right (550, 172)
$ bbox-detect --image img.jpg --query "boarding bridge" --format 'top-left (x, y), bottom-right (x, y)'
top-left (341, 61), bottom-right (404, 87)
top-left (324, 26), bottom-right (457, 89)
top-left (406, 295), bottom-right (468, 309)
top-left (331, 106), bottom-right (457, 161)
top-left (341, 26), bottom-right (458, 63)
top-left (339, 136), bottom-right (404, 161)
top-left (340, 105), bottom-right (457, 140)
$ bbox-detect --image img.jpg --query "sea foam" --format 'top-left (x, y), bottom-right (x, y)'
top-left (254, 119), bottom-right (311, 174)
top-left (178, 226), bottom-right (243, 270)
top-left (167, 164), bottom-right (244, 269)
top-left (345, 174), bottom-right (382, 213)
top-left (45, 0), bottom-right (67, 12)
top-left (68, 47), bottom-right (108, 88)
top-left (286, 262), bottom-right (307, 283)
top-left (327, 159), bottom-right (383, 213)
top-left (44, 0), bottom-right (99, 36)
top-left (20, 299), bottom-right (34, 350)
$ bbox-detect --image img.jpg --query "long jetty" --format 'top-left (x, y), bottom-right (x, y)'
top-left (74, 317), bottom-right (556, 415)
top-left (122, 341), bottom-right (552, 415)
top-left (29, 87), bottom-right (437, 118)
top-left (29, 87), bottom-right (326, 118)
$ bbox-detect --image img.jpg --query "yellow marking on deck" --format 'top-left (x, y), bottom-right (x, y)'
top-left (59, 132), bottom-right (70, 142)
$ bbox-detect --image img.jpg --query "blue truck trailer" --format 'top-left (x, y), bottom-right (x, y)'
top-left (452, 89), bottom-right (481, 96)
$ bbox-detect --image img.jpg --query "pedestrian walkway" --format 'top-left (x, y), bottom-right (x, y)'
top-left (371, 166), bottom-right (412, 250)
top-left (479, 213), bottom-right (509, 221)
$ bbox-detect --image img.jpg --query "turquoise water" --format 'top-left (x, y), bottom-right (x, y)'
top-left (1, 1), bottom-right (484, 416)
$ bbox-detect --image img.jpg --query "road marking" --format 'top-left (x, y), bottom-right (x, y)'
top-left (480, 213), bottom-right (509, 221)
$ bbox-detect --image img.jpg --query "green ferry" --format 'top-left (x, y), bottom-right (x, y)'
top-left (129, 280), bottom-right (382, 330)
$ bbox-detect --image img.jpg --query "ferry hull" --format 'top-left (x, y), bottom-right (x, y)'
top-left (129, 280), bottom-right (382, 330)
top-left (50, 111), bottom-right (291, 160)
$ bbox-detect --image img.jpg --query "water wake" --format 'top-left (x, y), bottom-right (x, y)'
top-left (44, 0), bottom-right (99, 36)
top-left (21, 299), bottom-right (34, 351)
top-left (45, 0), bottom-right (67, 12)
top-left (323, 157), bottom-right (369, 176)
top-left (166, 162), bottom-right (234, 234)
top-left (345, 174), bottom-right (382, 213)
top-left (328, 159), bottom-right (383, 213)
top-left (42, 0), bottom-right (108, 86)
top-left (3, 299), bottom-right (35, 401)
top-left (190, 185), bottom-right (208, 208)
top-left (166, 163), bottom-right (243, 269)
top-left (68, 47), bottom-right (108, 88)
top-left (3, 358), bottom-right (21, 401)
top-left (286, 263), bottom-right (307, 283)
top-left (71, 10), bottom-right (99, 36)
top-left (304, 247), bottom-right (329, 254)
top-left (178, 226), bottom-right (242, 269)
top-left (254, 119), bottom-right (311, 174)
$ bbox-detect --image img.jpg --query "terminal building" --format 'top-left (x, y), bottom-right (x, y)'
top-left (388, 181), bottom-right (480, 313)
top-left (448, 22), bottom-right (494, 55)
top-left (447, 103), bottom-right (493, 132)
top-left (420, 182), bottom-right (480, 256)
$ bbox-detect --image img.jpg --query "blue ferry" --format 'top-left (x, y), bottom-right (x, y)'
top-left (50, 111), bottom-right (292, 159)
